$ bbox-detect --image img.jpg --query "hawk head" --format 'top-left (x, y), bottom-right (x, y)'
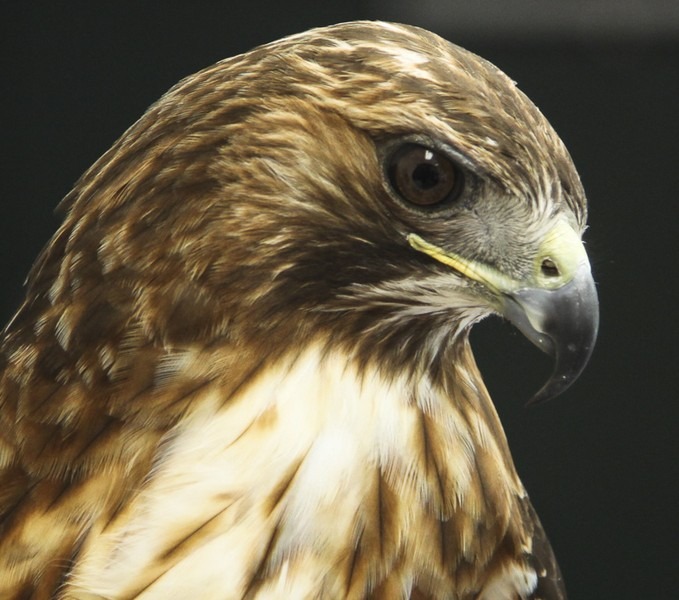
top-left (34, 21), bottom-right (596, 400)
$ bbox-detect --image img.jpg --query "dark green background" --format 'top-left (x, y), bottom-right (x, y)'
top-left (3, 3), bottom-right (677, 597)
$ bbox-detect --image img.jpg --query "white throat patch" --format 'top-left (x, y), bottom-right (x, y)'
top-left (67, 344), bottom-right (528, 598)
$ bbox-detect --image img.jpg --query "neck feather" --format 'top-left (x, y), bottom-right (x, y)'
top-left (67, 342), bottom-right (528, 598)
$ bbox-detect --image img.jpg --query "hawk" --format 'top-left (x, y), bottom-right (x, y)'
top-left (0, 21), bottom-right (598, 599)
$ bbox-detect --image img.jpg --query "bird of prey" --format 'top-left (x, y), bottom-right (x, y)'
top-left (0, 21), bottom-right (598, 599)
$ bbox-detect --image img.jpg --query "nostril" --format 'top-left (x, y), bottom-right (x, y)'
top-left (541, 258), bottom-right (560, 278)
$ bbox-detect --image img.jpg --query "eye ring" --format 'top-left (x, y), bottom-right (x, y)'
top-left (387, 143), bottom-right (463, 208)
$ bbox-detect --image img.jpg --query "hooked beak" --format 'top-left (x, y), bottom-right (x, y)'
top-left (501, 262), bottom-right (598, 404)
top-left (408, 220), bottom-right (599, 404)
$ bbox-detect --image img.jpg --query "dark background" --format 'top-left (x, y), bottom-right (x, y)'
top-left (3, 2), bottom-right (677, 598)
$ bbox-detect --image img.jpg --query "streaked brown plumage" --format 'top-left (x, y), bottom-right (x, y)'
top-left (0, 21), bottom-right (597, 599)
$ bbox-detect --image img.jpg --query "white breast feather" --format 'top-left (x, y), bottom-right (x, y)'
top-left (479, 562), bottom-right (539, 599)
top-left (67, 344), bottom-right (530, 598)
top-left (68, 346), bottom-right (417, 597)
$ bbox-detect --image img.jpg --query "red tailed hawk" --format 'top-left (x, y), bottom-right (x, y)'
top-left (0, 21), bottom-right (598, 599)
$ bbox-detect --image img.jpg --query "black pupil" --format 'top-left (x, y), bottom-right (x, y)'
top-left (412, 163), bottom-right (440, 190)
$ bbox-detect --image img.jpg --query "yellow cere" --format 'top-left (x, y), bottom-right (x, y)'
top-left (534, 220), bottom-right (589, 289)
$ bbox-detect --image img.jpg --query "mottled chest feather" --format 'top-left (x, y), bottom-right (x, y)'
top-left (59, 346), bottom-right (534, 599)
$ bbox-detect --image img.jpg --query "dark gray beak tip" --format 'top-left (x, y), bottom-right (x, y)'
top-left (503, 265), bottom-right (599, 406)
top-left (525, 327), bottom-right (597, 407)
top-left (525, 373), bottom-right (580, 408)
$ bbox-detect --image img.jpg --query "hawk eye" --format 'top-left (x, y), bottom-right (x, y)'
top-left (387, 143), bottom-right (462, 207)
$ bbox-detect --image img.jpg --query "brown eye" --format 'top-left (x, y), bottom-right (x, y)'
top-left (387, 143), bottom-right (462, 207)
